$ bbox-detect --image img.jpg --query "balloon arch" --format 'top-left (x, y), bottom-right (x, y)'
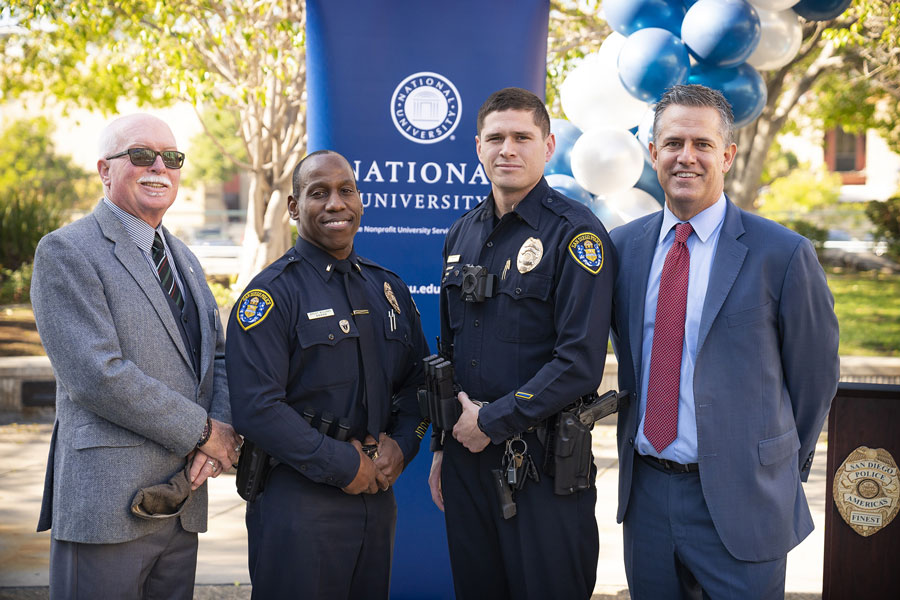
top-left (546, 0), bottom-right (852, 224)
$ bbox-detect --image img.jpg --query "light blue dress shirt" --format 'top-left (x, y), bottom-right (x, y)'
top-left (103, 197), bottom-right (186, 295)
top-left (636, 194), bottom-right (727, 463)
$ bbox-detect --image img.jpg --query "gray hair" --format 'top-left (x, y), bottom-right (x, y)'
top-left (653, 84), bottom-right (735, 146)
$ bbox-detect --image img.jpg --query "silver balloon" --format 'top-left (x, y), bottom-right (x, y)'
top-left (570, 129), bottom-right (645, 196)
top-left (747, 7), bottom-right (802, 71)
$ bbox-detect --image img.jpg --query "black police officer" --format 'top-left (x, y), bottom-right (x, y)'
top-left (227, 150), bottom-right (429, 599)
top-left (429, 88), bottom-right (616, 599)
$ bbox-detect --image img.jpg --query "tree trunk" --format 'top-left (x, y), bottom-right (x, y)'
top-left (236, 172), bottom-right (290, 291)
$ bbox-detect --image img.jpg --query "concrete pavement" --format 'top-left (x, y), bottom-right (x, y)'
top-left (0, 418), bottom-right (826, 599)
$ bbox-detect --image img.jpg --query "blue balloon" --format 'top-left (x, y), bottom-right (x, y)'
top-left (546, 174), bottom-right (593, 205)
top-left (688, 62), bottom-right (767, 127)
top-left (604, 0), bottom-right (686, 36)
top-left (682, 0), bottom-right (761, 68)
top-left (544, 119), bottom-right (582, 178)
top-left (792, 0), bottom-right (851, 21)
top-left (618, 28), bottom-right (691, 103)
top-left (634, 158), bottom-right (666, 206)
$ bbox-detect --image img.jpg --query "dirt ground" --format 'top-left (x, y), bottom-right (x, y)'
top-left (0, 307), bottom-right (43, 358)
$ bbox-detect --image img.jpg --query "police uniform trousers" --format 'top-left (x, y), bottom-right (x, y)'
top-left (624, 454), bottom-right (786, 600)
top-left (246, 463), bottom-right (397, 599)
top-left (442, 432), bottom-right (599, 600)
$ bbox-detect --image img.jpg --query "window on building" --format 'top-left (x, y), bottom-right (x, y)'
top-left (824, 127), bottom-right (866, 184)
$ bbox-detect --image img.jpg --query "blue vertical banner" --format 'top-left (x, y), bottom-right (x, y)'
top-left (306, 2), bottom-right (549, 597)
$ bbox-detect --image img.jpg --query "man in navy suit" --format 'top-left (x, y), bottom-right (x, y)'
top-left (610, 84), bottom-right (839, 599)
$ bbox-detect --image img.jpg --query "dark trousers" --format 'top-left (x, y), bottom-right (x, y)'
top-left (49, 518), bottom-right (198, 600)
top-left (624, 454), bottom-right (786, 600)
top-left (246, 463), bottom-right (397, 600)
top-left (441, 433), bottom-right (599, 600)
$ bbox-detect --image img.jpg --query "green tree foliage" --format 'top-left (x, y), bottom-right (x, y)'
top-left (2, 1), bottom-right (307, 287)
top-left (0, 117), bottom-right (96, 273)
top-left (184, 107), bottom-right (248, 186)
top-left (866, 197), bottom-right (900, 261)
top-left (756, 168), bottom-right (843, 217)
top-left (547, 0), bottom-right (607, 117)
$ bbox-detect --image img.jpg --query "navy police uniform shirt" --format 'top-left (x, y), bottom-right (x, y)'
top-left (440, 177), bottom-right (616, 442)
top-left (227, 236), bottom-right (429, 489)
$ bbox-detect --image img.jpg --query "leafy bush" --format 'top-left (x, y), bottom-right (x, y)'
top-left (0, 263), bottom-right (33, 304)
top-left (755, 167), bottom-right (843, 218)
top-left (866, 196), bottom-right (900, 261)
top-left (779, 219), bottom-right (828, 252)
top-left (0, 118), bottom-right (99, 275)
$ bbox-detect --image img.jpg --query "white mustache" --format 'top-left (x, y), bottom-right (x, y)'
top-left (138, 176), bottom-right (171, 187)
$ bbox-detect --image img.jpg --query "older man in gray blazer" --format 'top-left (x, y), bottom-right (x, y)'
top-left (31, 113), bottom-right (242, 599)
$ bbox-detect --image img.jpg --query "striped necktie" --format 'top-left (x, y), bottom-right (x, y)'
top-left (151, 232), bottom-right (184, 310)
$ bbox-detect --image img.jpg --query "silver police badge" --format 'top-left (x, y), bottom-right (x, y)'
top-left (833, 446), bottom-right (899, 537)
top-left (384, 282), bottom-right (401, 313)
top-left (339, 319), bottom-right (351, 334)
top-left (517, 237), bottom-right (543, 273)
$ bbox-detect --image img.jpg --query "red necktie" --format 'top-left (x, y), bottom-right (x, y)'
top-left (644, 222), bottom-right (693, 453)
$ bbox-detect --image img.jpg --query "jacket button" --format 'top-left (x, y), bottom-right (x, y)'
top-left (453, 270), bottom-right (459, 276)
top-left (486, 241), bottom-right (493, 248)
top-left (300, 464), bottom-right (307, 471)
top-left (628, 437), bottom-right (634, 446)
top-left (328, 333), bottom-right (335, 340)
top-left (515, 288), bottom-right (522, 295)
top-left (474, 320), bottom-right (479, 327)
top-left (470, 359), bottom-right (478, 367)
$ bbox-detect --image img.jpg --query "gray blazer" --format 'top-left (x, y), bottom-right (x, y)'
top-left (31, 200), bottom-right (230, 544)
top-left (610, 200), bottom-right (839, 562)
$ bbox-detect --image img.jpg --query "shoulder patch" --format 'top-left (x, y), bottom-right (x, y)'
top-left (568, 232), bottom-right (604, 274)
top-left (236, 289), bottom-right (275, 331)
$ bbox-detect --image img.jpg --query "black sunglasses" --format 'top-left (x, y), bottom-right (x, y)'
top-left (106, 147), bottom-right (185, 169)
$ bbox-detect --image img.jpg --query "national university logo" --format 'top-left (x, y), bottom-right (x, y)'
top-left (390, 72), bottom-right (462, 144)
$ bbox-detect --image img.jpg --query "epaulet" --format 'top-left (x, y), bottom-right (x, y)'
top-left (544, 187), bottom-right (597, 229)
top-left (250, 247), bottom-right (299, 286)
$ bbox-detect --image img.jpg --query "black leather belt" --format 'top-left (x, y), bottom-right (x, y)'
top-left (637, 452), bottom-right (699, 473)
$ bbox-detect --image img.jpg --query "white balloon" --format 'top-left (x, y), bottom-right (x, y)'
top-left (570, 129), bottom-right (645, 196)
top-left (603, 187), bottom-right (663, 223)
top-left (636, 105), bottom-right (656, 149)
top-left (589, 197), bottom-right (627, 230)
top-left (747, 7), bottom-right (802, 71)
top-left (747, 0), bottom-right (798, 11)
top-left (596, 31), bottom-right (628, 65)
top-left (560, 50), bottom-right (648, 131)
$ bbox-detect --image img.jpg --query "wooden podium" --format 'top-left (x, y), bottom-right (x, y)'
top-left (823, 383), bottom-right (900, 598)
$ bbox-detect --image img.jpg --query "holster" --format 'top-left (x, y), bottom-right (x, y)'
top-left (235, 439), bottom-right (270, 502)
top-left (549, 409), bottom-right (594, 495)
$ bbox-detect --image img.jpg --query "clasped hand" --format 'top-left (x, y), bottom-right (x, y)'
top-left (342, 433), bottom-right (405, 495)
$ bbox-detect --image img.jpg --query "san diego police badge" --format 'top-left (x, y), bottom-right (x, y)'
top-left (237, 289), bottom-right (274, 331)
top-left (517, 237), bottom-right (543, 273)
top-left (568, 232), bottom-right (604, 274)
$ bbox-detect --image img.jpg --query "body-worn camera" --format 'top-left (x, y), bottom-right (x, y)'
top-left (460, 264), bottom-right (497, 303)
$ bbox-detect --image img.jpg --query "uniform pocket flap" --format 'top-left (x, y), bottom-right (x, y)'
top-left (758, 428), bottom-right (800, 466)
top-left (73, 421), bottom-right (146, 449)
top-left (497, 272), bottom-right (552, 301)
top-left (297, 318), bottom-right (358, 350)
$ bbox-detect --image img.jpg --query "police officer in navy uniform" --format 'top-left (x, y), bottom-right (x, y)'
top-left (428, 88), bottom-right (616, 599)
top-left (226, 150), bottom-right (429, 599)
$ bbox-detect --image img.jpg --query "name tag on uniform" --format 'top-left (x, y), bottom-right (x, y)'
top-left (307, 308), bottom-right (335, 320)
top-left (447, 254), bottom-right (461, 263)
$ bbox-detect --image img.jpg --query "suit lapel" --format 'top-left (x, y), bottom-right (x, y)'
top-left (697, 200), bottom-right (747, 353)
top-left (166, 234), bottom-right (211, 381)
top-left (627, 214), bottom-right (662, 387)
top-left (94, 203), bottom-right (193, 370)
